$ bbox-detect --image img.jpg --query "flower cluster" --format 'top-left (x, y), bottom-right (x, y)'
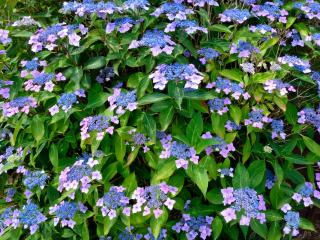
top-left (23, 72), bottom-right (55, 92)
top-left (265, 169), bottom-right (276, 189)
top-left (5, 188), bottom-right (16, 202)
top-left (278, 55), bottom-right (311, 73)
top-left (225, 120), bottom-right (241, 131)
top-left (0, 29), bottom-right (11, 45)
top-left (284, 29), bottom-right (305, 47)
top-left (206, 77), bottom-right (250, 100)
top-left (0, 80), bottom-right (13, 99)
top-left (106, 17), bottom-right (143, 34)
top-left (208, 98), bottom-right (231, 115)
top-left (165, 20), bottom-right (207, 34)
top-left (23, 170), bottom-right (48, 197)
top-left (131, 183), bottom-right (177, 218)
top-left (108, 88), bottom-right (137, 115)
top-left (20, 58), bottom-right (47, 77)
top-left (230, 41), bottom-right (260, 58)
top-left (0, 208), bottom-right (15, 234)
top-left (123, 0), bottom-right (150, 10)
top-left (281, 204), bottom-right (300, 237)
top-left (149, 63), bottom-right (203, 90)
top-left (14, 202), bottom-right (47, 234)
top-left (298, 107), bottom-right (320, 133)
top-left (128, 129), bottom-right (150, 153)
top-left (12, 16), bottom-right (41, 27)
top-left (221, 187), bottom-right (266, 225)
top-left (202, 133), bottom-right (235, 158)
top-left (129, 30), bottom-right (176, 56)
top-left (251, 2), bottom-right (288, 23)
top-left (249, 24), bottom-right (276, 35)
top-left (80, 114), bottom-right (119, 140)
top-left (58, 157), bottom-right (102, 198)
top-left (197, 48), bottom-right (220, 64)
top-left (218, 168), bottom-right (234, 178)
top-left (219, 9), bottom-right (251, 23)
top-left (0, 147), bottom-right (24, 173)
top-left (49, 201), bottom-right (87, 228)
top-left (271, 119), bottom-right (286, 139)
top-left (172, 214), bottom-right (213, 240)
top-left (292, 182), bottom-right (320, 207)
top-left (62, 1), bottom-right (120, 18)
top-left (49, 89), bottom-right (85, 115)
top-left (97, 186), bottom-right (130, 219)
top-left (175, 0), bottom-right (218, 7)
top-left (264, 79), bottom-right (296, 96)
top-left (151, 3), bottom-right (194, 20)
top-left (2, 96), bottom-right (37, 117)
top-left (244, 109), bottom-right (272, 129)
top-left (293, 1), bottom-right (320, 20)
top-left (28, 23), bottom-right (88, 52)
top-left (159, 134), bottom-right (199, 169)
top-left (96, 67), bottom-right (115, 83)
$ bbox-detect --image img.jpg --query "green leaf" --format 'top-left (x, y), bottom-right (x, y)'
top-left (31, 115), bottom-right (45, 144)
top-left (186, 164), bottom-right (209, 197)
top-left (115, 134), bottom-right (126, 163)
top-left (143, 113), bottom-right (156, 142)
top-left (267, 222), bottom-right (281, 240)
top-left (150, 209), bottom-right (168, 238)
top-left (299, 218), bottom-right (315, 231)
top-left (211, 112), bottom-right (227, 138)
top-left (138, 93), bottom-right (171, 106)
top-left (49, 144), bottom-right (59, 169)
top-left (302, 135), bottom-right (320, 157)
top-left (212, 216), bottom-right (223, 240)
top-left (250, 219), bottom-right (267, 239)
top-left (207, 188), bottom-right (223, 204)
top-left (152, 160), bottom-right (176, 183)
top-left (265, 210), bottom-right (283, 222)
top-left (159, 106), bottom-right (174, 131)
top-left (125, 147), bottom-right (140, 167)
top-left (209, 24), bottom-right (232, 33)
top-left (251, 72), bottom-right (275, 84)
top-left (242, 139), bottom-right (251, 163)
top-left (260, 38), bottom-right (279, 52)
top-left (127, 72), bottom-right (147, 88)
top-left (229, 105), bottom-right (242, 125)
top-left (183, 90), bottom-right (215, 100)
top-left (186, 113), bottom-right (203, 145)
top-left (232, 163), bottom-right (250, 188)
top-left (270, 185), bottom-right (290, 209)
top-left (219, 69), bottom-right (244, 82)
top-left (85, 92), bottom-right (109, 109)
top-left (273, 160), bottom-right (283, 186)
top-left (83, 56), bottom-right (106, 70)
top-left (122, 173), bottom-right (138, 194)
top-left (248, 160), bottom-right (266, 187)
top-left (285, 103), bottom-right (298, 125)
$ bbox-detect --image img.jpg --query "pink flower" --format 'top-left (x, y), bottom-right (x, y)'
top-left (68, 33), bottom-right (81, 46)
top-left (49, 105), bottom-right (59, 116)
top-left (221, 208), bottom-right (236, 223)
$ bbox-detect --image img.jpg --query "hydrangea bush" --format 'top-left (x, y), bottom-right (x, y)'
top-left (1, 0), bottom-right (320, 239)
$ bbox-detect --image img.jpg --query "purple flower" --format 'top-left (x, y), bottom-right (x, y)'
top-left (264, 79), bottom-right (296, 96)
top-left (2, 97), bottom-right (37, 117)
top-left (151, 3), bottom-right (194, 20)
top-left (240, 62), bottom-right (255, 74)
top-left (149, 63), bottom-right (203, 90)
top-left (271, 119), bottom-right (286, 139)
top-left (49, 90), bottom-right (85, 115)
top-left (49, 201), bottom-right (86, 228)
top-left (96, 67), bottom-right (114, 83)
top-left (266, 169), bottom-right (276, 189)
top-left (129, 30), bottom-right (176, 56)
top-left (131, 183), bottom-right (177, 218)
top-left (293, 1), bottom-right (320, 20)
top-left (123, 0), bottom-right (150, 10)
top-left (221, 187), bottom-right (266, 225)
top-left (249, 24), bottom-right (276, 35)
top-left (28, 23), bottom-right (87, 52)
top-left (206, 77), bottom-right (250, 100)
top-left (208, 98), bottom-right (231, 115)
top-left (282, 210), bottom-right (300, 236)
top-left (106, 17), bottom-right (143, 34)
top-left (15, 202), bottom-right (47, 234)
top-left (0, 80), bottom-right (13, 99)
top-left (172, 214), bottom-right (213, 239)
top-left (230, 41), bottom-right (260, 58)
top-left (128, 129), bottom-right (150, 153)
top-left (108, 89), bottom-right (137, 115)
top-left (251, 2), bottom-right (288, 23)
top-left (244, 109), bottom-right (272, 129)
top-left (159, 134), bottom-right (199, 169)
top-left (277, 55), bottom-right (311, 73)
top-left (202, 134), bottom-right (235, 158)
top-left (297, 107), bottom-right (320, 133)
top-left (58, 156), bottom-right (101, 198)
top-left (219, 9), bottom-right (251, 24)
top-left (97, 186), bottom-right (129, 219)
top-left (292, 182), bottom-right (320, 207)
top-left (164, 20), bottom-right (207, 34)
top-left (174, 0), bottom-right (218, 7)
top-left (225, 121), bottom-right (241, 131)
top-left (62, 1), bottom-right (120, 18)
top-left (80, 114), bottom-right (119, 140)
top-left (23, 170), bottom-right (48, 194)
top-left (197, 48), bottom-right (220, 64)
top-left (0, 29), bottom-right (11, 45)
top-left (218, 168), bottom-right (234, 178)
